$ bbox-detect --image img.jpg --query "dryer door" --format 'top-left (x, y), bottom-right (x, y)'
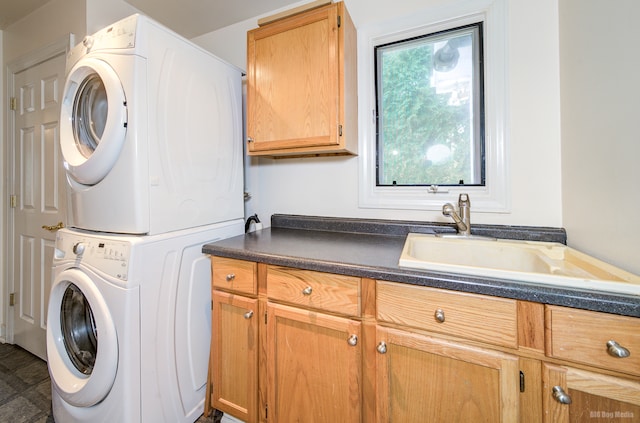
top-left (47, 268), bottom-right (118, 407)
top-left (60, 57), bottom-right (127, 185)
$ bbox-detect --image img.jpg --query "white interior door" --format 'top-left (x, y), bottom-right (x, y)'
top-left (10, 44), bottom-right (68, 360)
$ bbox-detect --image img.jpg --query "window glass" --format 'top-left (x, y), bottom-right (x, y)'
top-left (375, 23), bottom-right (484, 187)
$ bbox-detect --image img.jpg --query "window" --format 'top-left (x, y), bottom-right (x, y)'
top-left (375, 23), bottom-right (484, 187)
top-left (358, 0), bottom-right (509, 212)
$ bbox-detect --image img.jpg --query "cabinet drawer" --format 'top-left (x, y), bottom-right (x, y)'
top-left (211, 257), bottom-right (257, 295)
top-left (267, 266), bottom-right (361, 317)
top-left (546, 305), bottom-right (640, 376)
top-left (377, 281), bottom-right (518, 349)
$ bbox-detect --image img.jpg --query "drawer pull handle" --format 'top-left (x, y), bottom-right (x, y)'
top-left (244, 310), bottom-right (254, 319)
top-left (347, 334), bottom-right (358, 346)
top-left (377, 342), bottom-right (387, 354)
top-left (302, 286), bottom-right (313, 296)
top-left (226, 273), bottom-right (235, 282)
top-left (552, 386), bottom-right (572, 404)
top-left (607, 340), bottom-right (630, 358)
top-left (434, 309), bottom-right (445, 323)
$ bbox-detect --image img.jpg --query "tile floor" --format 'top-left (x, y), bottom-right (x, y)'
top-left (0, 342), bottom-right (53, 423)
top-left (0, 342), bottom-right (220, 422)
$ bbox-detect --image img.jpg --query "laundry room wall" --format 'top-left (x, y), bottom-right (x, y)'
top-left (193, 0), bottom-right (563, 228)
top-left (85, 0), bottom-right (139, 36)
top-left (2, 0), bottom-right (85, 63)
top-left (194, 0), bottom-right (640, 276)
top-left (559, 0), bottom-right (640, 274)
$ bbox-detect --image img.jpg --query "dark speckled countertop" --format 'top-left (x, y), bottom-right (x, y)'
top-left (202, 214), bottom-right (639, 317)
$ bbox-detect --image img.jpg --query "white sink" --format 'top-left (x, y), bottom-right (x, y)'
top-left (399, 233), bottom-right (640, 295)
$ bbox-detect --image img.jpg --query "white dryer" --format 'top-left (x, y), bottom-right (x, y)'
top-left (47, 220), bottom-right (243, 422)
top-left (60, 14), bottom-right (243, 235)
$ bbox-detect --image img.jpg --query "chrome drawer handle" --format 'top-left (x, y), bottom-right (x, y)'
top-left (377, 342), bottom-right (387, 354)
top-left (244, 310), bottom-right (254, 319)
top-left (225, 273), bottom-right (235, 282)
top-left (552, 386), bottom-right (572, 404)
top-left (347, 334), bottom-right (358, 346)
top-left (434, 309), bottom-right (445, 323)
top-left (607, 340), bottom-right (630, 358)
top-left (302, 286), bottom-right (313, 296)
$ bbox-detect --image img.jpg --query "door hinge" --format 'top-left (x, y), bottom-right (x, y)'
top-left (264, 312), bottom-right (268, 324)
top-left (9, 293), bottom-right (16, 306)
top-left (519, 370), bottom-right (525, 392)
top-left (337, 15), bottom-right (341, 28)
top-left (9, 97), bottom-right (16, 111)
top-left (338, 125), bottom-right (343, 137)
top-left (10, 195), bottom-right (17, 208)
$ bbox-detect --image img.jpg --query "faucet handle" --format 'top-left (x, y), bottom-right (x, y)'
top-left (442, 203), bottom-right (468, 231)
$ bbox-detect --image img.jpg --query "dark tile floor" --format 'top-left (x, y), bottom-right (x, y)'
top-left (0, 342), bottom-right (220, 423)
top-left (0, 342), bottom-right (54, 423)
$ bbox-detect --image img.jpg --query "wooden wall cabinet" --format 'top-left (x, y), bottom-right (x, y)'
top-left (207, 257), bottom-right (640, 423)
top-left (246, 1), bottom-right (358, 157)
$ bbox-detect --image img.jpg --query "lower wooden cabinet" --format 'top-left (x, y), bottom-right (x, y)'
top-left (211, 291), bottom-right (259, 422)
top-left (376, 326), bottom-right (519, 422)
top-left (266, 302), bottom-right (362, 422)
top-left (543, 363), bottom-right (640, 423)
top-left (207, 257), bottom-right (640, 423)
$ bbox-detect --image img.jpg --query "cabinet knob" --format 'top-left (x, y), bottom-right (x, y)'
top-left (244, 310), bottom-right (254, 319)
top-left (552, 386), bottom-right (572, 404)
top-left (377, 342), bottom-right (387, 354)
top-left (606, 340), bottom-right (630, 358)
top-left (347, 334), bottom-right (358, 346)
top-left (302, 286), bottom-right (313, 296)
top-left (247, 137), bottom-right (254, 143)
top-left (226, 273), bottom-right (235, 281)
top-left (434, 309), bottom-right (445, 323)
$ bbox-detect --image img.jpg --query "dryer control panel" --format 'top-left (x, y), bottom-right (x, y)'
top-left (54, 230), bottom-right (131, 281)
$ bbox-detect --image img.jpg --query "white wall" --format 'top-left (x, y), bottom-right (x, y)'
top-left (559, 0), bottom-right (640, 275)
top-left (85, 0), bottom-right (139, 35)
top-left (194, 0), bottom-right (563, 228)
top-left (3, 0), bottom-right (636, 279)
top-left (2, 0), bottom-right (85, 63)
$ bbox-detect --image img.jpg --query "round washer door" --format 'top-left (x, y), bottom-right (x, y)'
top-left (60, 57), bottom-right (127, 185)
top-left (46, 268), bottom-right (118, 407)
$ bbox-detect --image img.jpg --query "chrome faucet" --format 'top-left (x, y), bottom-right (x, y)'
top-left (442, 194), bottom-right (471, 236)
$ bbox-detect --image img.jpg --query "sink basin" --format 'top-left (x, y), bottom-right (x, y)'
top-left (399, 233), bottom-right (640, 295)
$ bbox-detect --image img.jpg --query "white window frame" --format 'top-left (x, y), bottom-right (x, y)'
top-left (358, 0), bottom-right (509, 213)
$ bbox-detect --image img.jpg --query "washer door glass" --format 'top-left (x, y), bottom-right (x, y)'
top-left (46, 268), bottom-right (118, 407)
top-left (60, 57), bottom-right (127, 186)
top-left (60, 283), bottom-right (97, 375)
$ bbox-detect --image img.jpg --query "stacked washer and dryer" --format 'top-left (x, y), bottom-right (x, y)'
top-left (46, 14), bottom-right (244, 422)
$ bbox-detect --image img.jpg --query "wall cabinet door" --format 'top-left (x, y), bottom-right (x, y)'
top-left (266, 302), bottom-right (362, 422)
top-left (211, 291), bottom-right (259, 422)
top-left (543, 363), bottom-right (640, 423)
top-left (376, 326), bottom-right (520, 422)
top-left (246, 2), bottom-right (357, 156)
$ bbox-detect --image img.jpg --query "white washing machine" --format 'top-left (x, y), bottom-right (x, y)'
top-left (47, 220), bottom-right (243, 422)
top-left (60, 14), bottom-right (244, 235)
